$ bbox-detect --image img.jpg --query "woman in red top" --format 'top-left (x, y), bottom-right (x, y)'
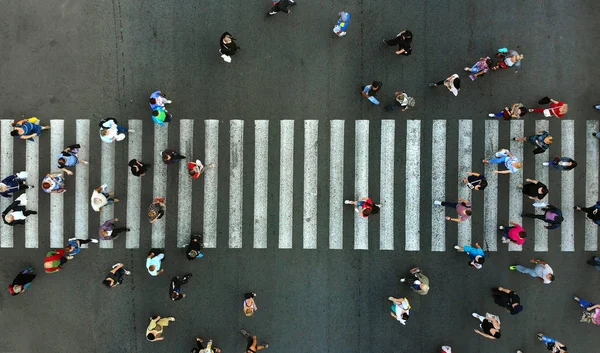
top-left (498, 221), bottom-right (526, 245)
top-left (344, 197), bottom-right (381, 218)
top-left (187, 159), bottom-right (215, 179)
top-left (528, 97), bottom-right (568, 118)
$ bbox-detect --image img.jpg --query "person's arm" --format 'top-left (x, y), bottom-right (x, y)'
top-left (361, 86), bottom-right (370, 98)
top-left (525, 178), bottom-right (538, 183)
top-left (488, 317), bottom-right (500, 329)
top-left (457, 198), bottom-right (468, 204)
top-left (110, 264), bottom-right (123, 274)
top-left (390, 312), bottom-right (398, 319)
top-left (497, 287), bottom-right (511, 293)
top-left (545, 223), bottom-right (560, 230)
top-left (445, 216), bottom-right (461, 222)
top-left (494, 170), bottom-right (511, 174)
top-left (508, 221), bottom-right (516, 226)
top-left (587, 304), bottom-right (600, 311)
top-left (147, 252), bottom-right (155, 259)
top-left (59, 167), bottom-right (73, 175)
top-left (20, 133), bottom-right (37, 140)
top-left (473, 329), bottom-right (496, 340)
top-left (395, 49), bottom-right (406, 55)
top-left (530, 259), bottom-right (547, 265)
top-left (467, 172), bottom-right (480, 176)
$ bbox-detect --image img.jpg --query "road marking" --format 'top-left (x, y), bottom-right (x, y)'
top-left (229, 120), bottom-right (244, 248)
top-left (303, 120), bottom-right (318, 249)
top-left (405, 120), bottom-right (421, 251)
top-left (354, 120), bottom-right (369, 250)
top-left (126, 120), bottom-right (142, 249)
top-left (561, 120), bottom-right (575, 251)
top-left (50, 120), bottom-right (64, 248)
top-left (177, 119), bottom-right (194, 248)
top-left (380, 120), bottom-right (395, 250)
top-left (25, 130), bottom-right (38, 248)
top-left (75, 120), bottom-right (90, 248)
top-left (585, 120), bottom-right (599, 251)
top-left (0, 120), bottom-right (14, 248)
top-left (203, 120), bottom-right (219, 248)
top-left (431, 120), bottom-right (446, 251)
top-left (279, 120), bottom-right (294, 249)
top-left (508, 120), bottom-right (523, 251)
top-left (458, 120), bottom-right (472, 246)
top-left (534, 120), bottom-right (549, 252)
top-left (483, 120), bottom-right (498, 252)
top-left (253, 120), bottom-right (269, 249)
top-left (152, 123), bottom-right (168, 248)
top-left (99, 128), bottom-right (115, 249)
top-left (329, 120), bottom-right (344, 250)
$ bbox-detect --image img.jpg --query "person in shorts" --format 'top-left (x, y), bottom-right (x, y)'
top-left (240, 329), bottom-right (269, 352)
top-left (454, 243), bottom-right (485, 269)
top-left (344, 197), bottom-right (381, 218)
top-left (102, 263), bottom-right (131, 288)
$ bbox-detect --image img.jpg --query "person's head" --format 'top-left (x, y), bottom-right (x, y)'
top-left (57, 157), bottom-right (66, 168)
top-left (0, 184), bottom-right (6, 192)
top-left (146, 333), bottom-right (156, 341)
top-left (100, 129), bottom-right (109, 136)
top-left (101, 229), bottom-right (110, 237)
top-left (171, 292), bottom-right (180, 300)
top-left (372, 81), bottom-right (382, 90)
top-left (401, 313), bottom-right (410, 321)
top-left (189, 167), bottom-right (199, 176)
top-left (371, 205), bottom-right (380, 215)
top-left (547, 273), bottom-right (556, 282)
top-left (539, 186), bottom-right (548, 194)
top-left (148, 265), bottom-right (156, 272)
top-left (223, 35), bottom-right (232, 44)
top-left (149, 98), bottom-right (157, 104)
top-left (65, 244), bottom-right (75, 253)
top-left (362, 208), bottom-right (372, 217)
top-left (544, 136), bottom-right (554, 144)
top-left (152, 110), bottom-right (160, 117)
top-left (555, 216), bottom-right (564, 223)
top-left (492, 331), bottom-right (501, 339)
top-left (10, 130), bottom-right (20, 137)
top-left (475, 256), bottom-right (485, 264)
top-left (510, 304), bottom-right (524, 315)
top-left (465, 210), bottom-right (472, 216)
top-left (42, 181), bottom-right (52, 190)
top-left (567, 160), bottom-right (577, 168)
top-left (245, 307), bottom-right (254, 316)
top-left (479, 179), bottom-right (488, 189)
top-left (148, 209), bottom-right (157, 219)
top-left (518, 107), bottom-right (528, 117)
top-left (4, 214), bottom-right (13, 223)
top-left (513, 161), bottom-right (523, 169)
top-left (44, 261), bottom-right (53, 269)
top-left (103, 278), bottom-right (115, 288)
top-left (485, 58), bottom-right (493, 67)
top-left (518, 231), bottom-right (527, 239)
top-left (11, 284), bottom-right (22, 293)
top-left (188, 249), bottom-right (198, 258)
top-left (401, 30), bottom-right (412, 41)
top-left (452, 78), bottom-right (461, 90)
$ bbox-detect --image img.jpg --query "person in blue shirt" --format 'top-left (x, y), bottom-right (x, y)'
top-left (152, 107), bottom-right (172, 126)
top-left (65, 237), bottom-right (99, 257)
top-left (522, 205), bottom-right (563, 230)
top-left (10, 118), bottom-right (50, 142)
top-left (0, 172), bottom-right (31, 198)
top-left (361, 81), bottom-right (382, 105)
top-left (57, 144), bottom-right (88, 176)
top-left (454, 243), bottom-right (485, 269)
top-left (149, 90), bottom-right (172, 110)
top-left (333, 11), bottom-right (350, 37)
top-left (575, 201), bottom-right (600, 226)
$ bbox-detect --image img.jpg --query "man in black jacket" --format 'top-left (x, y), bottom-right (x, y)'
top-left (170, 274), bottom-right (192, 301)
top-left (268, 0), bottom-right (296, 16)
top-left (2, 194), bottom-right (37, 226)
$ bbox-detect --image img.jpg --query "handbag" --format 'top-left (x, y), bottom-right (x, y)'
top-left (543, 109), bottom-right (553, 117)
top-left (538, 96), bottom-right (551, 105)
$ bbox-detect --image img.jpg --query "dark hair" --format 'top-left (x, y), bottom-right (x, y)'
top-left (566, 160), bottom-right (577, 170)
top-left (102, 279), bottom-right (112, 287)
top-left (479, 179), bottom-right (488, 189)
top-left (511, 305), bottom-right (524, 315)
top-left (476, 256), bottom-right (485, 264)
top-left (147, 333), bottom-right (155, 340)
top-left (188, 168), bottom-right (197, 176)
top-left (518, 108), bottom-right (528, 117)
top-left (10, 130), bottom-right (19, 137)
top-left (57, 158), bottom-right (66, 168)
top-left (371, 205), bottom-right (380, 215)
top-left (493, 331), bottom-right (501, 339)
top-left (363, 208), bottom-right (372, 216)
top-left (149, 98), bottom-right (157, 104)
top-left (518, 231), bottom-right (527, 238)
top-left (540, 186), bottom-right (548, 194)
top-left (465, 210), bottom-right (472, 216)
top-left (372, 81), bottom-right (382, 89)
top-left (548, 274), bottom-right (555, 281)
top-left (402, 30), bottom-right (413, 41)
top-left (453, 78), bottom-right (461, 89)
top-left (485, 58), bottom-right (493, 67)
top-left (555, 216), bottom-right (564, 223)
top-left (401, 313), bottom-right (410, 320)
top-left (152, 110), bottom-right (160, 116)
top-left (171, 292), bottom-right (179, 299)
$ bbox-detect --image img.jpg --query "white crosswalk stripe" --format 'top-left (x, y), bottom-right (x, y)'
top-left (0, 118), bottom-right (596, 252)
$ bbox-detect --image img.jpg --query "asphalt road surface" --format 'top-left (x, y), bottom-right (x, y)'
top-left (2, 1), bottom-right (600, 353)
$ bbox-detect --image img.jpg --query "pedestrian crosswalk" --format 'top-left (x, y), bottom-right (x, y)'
top-left (0, 118), bottom-right (597, 252)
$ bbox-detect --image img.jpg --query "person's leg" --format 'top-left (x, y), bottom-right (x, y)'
top-left (385, 102), bottom-right (402, 111)
top-left (77, 239), bottom-right (94, 245)
top-left (488, 156), bottom-right (508, 164)
top-left (110, 227), bottom-right (129, 239)
top-left (23, 210), bottom-right (37, 216)
top-left (441, 201), bottom-right (458, 209)
top-left (493, 112), bottom-right (504, 117)
top-left (531, 108), bottom-right (545, 113)
top-left (116, 125), bottom-right (129, 133)
top-left (541, 335), bottom-right (556, 345)
top-left (181, 273), bottom-right (192, 283)
top-left (164, 114), bottom-right (172, 123)
top-left (576, 297), bottom-right (594, 309)
top-left (435, 80), bottom-right (445, 85)
top-left (523, 213), bottom-right (546, 221)
top-left (515, 265), bottom-right (538, 277)
top-left (247, 336), bottom-right (256, 350)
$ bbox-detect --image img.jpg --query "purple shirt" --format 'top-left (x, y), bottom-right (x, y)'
top-left (98, 219), bottom-right (115, 239)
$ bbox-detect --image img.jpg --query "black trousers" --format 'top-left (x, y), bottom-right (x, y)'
top-left (522, 213), bottom-right (547, 221)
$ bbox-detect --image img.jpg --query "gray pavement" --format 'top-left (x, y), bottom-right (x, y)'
top-left (1, 1), bottom-right (600, 352)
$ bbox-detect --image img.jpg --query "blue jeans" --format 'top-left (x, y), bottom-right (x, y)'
top-left (385, 102), bottom-right (404, 111)
top-left (117, 125), bottom-right (128, 133)
top-left (489, 156), bottom-right (508, 164)
top-left (541, 335), bottom-right (556, 345)
top-left (492, 111), bottom-right (504, 117)
top-left (516, 265), bottom-right (539, 278)
top-left (576, 297), bottom-right (595, 309)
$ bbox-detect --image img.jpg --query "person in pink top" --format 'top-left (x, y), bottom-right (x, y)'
top-left (572, 295), bottom-right (600, 325)
top-left (498, 221), bottom-right (527, 245)
top-left (433, 198), bottom-right (471, 222)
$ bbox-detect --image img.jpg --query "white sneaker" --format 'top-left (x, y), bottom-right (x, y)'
top-left (128, 129), bottom-right (135, 133)
top-left (125, 270), bottom-right (131, 275)
top-left (268, 11), bottom-right (277, 15)
top-left (399, 278), bottom-right (406, 282)
top-left (112, 263), bottom-right (122, 268)
top-left (488, 113), bottom-right (495, 117)
top-left (472, 313), bottom-right (483, 319)
top-left (344, 200), bottom-right (352, 204)
top-left (90, 238), bottom-right (99, 243)
top-left (375, 203), bottom-right (382, 208)
top-left (502, 238), bottom-right (511, 244)
top-left (68, 237), bottom-right (76, 241)
top-left (433, 200), bottom-right (442, 206)
top-left (165, 100), bottom-right (172, 104)
top-left (101, 183), bottom-right (108, 189)
top-left (221, 54), bottom-right (232, 63)
top-left (543, 162), bottom-right (549, 166)
top-left (81, 160), bottom-right (89, 165)
top-left (453, 245), bottom-right (460, 250)
top-left (498, 225), bottom-right (504, 230)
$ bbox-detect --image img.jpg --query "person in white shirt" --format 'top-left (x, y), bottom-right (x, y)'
top-left (98, 118), bottom-right (133, 143)
top-left (510, 259), bottom-right (555, 284)
top-left (429, 74), bottom-right (461, 96)
top-left (91, 184), bottom-right (119, 212)
top-left (388, 296), bottom-right (410, 325)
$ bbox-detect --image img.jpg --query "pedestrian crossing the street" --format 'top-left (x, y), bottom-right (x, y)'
top-left (0, 118), bottom-right (597, 252)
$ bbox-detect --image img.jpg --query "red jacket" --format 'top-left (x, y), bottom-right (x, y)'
top-left (44, 249), bottom-right (66, 273)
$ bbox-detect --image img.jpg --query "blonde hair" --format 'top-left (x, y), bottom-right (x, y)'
top-left (244, 308), bottom-right (254, 316)
top-left (546, 136), bottom-right (554, 144)
top-left (514, 162), bottom-right (523, 169)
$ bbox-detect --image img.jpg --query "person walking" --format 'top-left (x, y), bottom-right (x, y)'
top-left (510, 259), bottom-right (555, 284)
top-left (10, 117), bottom-right (50, 141)
top-left (0, 171), bottom-right (32, 198)
top-left (384, 91), bottom-right (416, 112)
top-left (91, 184), bottom-right (119, 212)
top-left (152, 107), bottom-right (173, 126)
top-left (529, 97), bottom-right (568, 118)
top-left (483, 149), bottom-right (522, 174)
top-left (382, 30), bottom-right (413, 55)
top-left (333, 11), bottom-right (350, 37)
top-left (572, 295), bottom-right (600, 325)
top-left (518, 178), bottom-right (548, 200)
top-left (454, 243), bottom-right (485, 269)
top-left (464, 57), bottom-right (492, 81)
top-left (361, 81), bottom-right (382, 105)
top-left (433, 198), bottom-right (471, 223)
top-left (544, 156), bottom-right (577, 170)
top-left (146, 315), bottom-right (175, 342)
top-left (41, 173), bottom-right (66, 194)
top-left (462, 172), bottom-right (487, 191)
top-left (491, 48), bottom-right (524, 73)
top-left (149, 90), bottom-right (172, 110)
top-left (170, 274), bottom-right (192, 301)
top-left (188, 159), bottom-right (215, 179)
top-left (587, 255), bottom-right (600, 270)
top-left (162, 148), bottom-right (186, 164)
top-left (191, 337), bottom-right (222, 353)
top-left (574, 202), bottom-right (600, 226)
top-left (102, 263), bottom-right (131, 288)
top-left (537, 333), bottom-right (568, 353)
top-left (2, 194), bottom-right (37, 226)
top-left (148, 197), bottom-right (166, 224)
top-left (243, 292), bottom-right (258, 316)
top-left (513, 130), bottom-right (553, 154)
top-left (240, 329), bottom-right (269, 352)
top-left (146, 250), bottom-right (165, 276)
top-left (219, 32), bottom-right (240, 63)
top-left (344, 197), bottom-right (381, 218)
top-left (98, 218), bottom-right (130, 240)
top-left (99, 118), bottom-right (132, 143)
top-left (388, 297), bottom-right (410, 325)
top-left (471, 312), bottom-right (501, 339)
top-left (56, 144), bottom-right (88, 175)
top-left (8, 266), bottom-right (36, 296)
top-left (399, 267), bottom-right (429, 295)
top-left (488, 103), bottom-right (528, 119)
top-left (186, 234), bottom-right (204, 260)
top-left (65, 237), bottom-right (99, 256)
top-left (522, 205), bottom-right (563, 230)
top-left (491, 287), bottom-right (523, 315)
top-left (43, 249), bottom-right (69, 273)
top-left (429, 74), bottom-right (460, 96)
top-left (498, 222), bottom-right (527, 245)
top-left (128, 159), bottom-right (150, 177)
top-left (268, 0), bottom-right (296, 16)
